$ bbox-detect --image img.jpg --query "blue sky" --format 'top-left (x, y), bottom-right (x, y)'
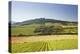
top-left (12, 1), bottom-right (78, 22)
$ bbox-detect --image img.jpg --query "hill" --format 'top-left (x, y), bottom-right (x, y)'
top-left (11, 18), bottom-right (77, 26)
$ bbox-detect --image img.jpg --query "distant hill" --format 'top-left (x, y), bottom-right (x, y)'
top-left (11, 18), bottom-right (78, 26)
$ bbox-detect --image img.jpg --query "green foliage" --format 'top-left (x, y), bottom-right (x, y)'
top-left (34, 25), bottom-right (63, 35)
top-left (34, 25), bottom-right (54, 35)
top-left (11, 39), bottom-right (78, 53)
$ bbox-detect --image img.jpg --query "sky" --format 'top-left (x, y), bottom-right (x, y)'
top-left (11, 1), bottom-right (78, 22)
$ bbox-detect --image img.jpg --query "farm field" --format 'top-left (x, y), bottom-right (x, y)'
top-left (11, 35), bottom-right (78, 53)
top-left (10, 21), bottom-right (78, 53)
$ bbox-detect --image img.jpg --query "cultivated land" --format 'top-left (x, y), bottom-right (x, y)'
top-left (10, 18), bottom-right (78, 53)
top-left (11, 35), bottom-right (77, 43)
top-left (11, 35), bottom-right (78, 53)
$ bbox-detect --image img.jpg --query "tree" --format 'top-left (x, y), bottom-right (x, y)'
top-left (52, 25), bottom-right (63, 34)
top-left (34, 25), bottom-right (63, 35)
top-left (34, 18), bottom-right (63, 35)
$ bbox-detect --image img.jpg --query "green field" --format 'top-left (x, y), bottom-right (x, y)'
top-left (10, 35), bottom-right (78, 53)
top-left (10, 22), bottom-right (78, 53)
top-left (11, 23), bottom-right (78, 36)
top-left (11, 39), bottom-right (78, 53)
